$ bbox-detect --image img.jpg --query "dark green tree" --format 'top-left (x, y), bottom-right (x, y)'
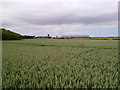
top-left (0, 28), bottom-right (22, 40)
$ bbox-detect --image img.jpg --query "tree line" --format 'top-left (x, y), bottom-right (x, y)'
top-left (0, 28), bottom-right (35, 40)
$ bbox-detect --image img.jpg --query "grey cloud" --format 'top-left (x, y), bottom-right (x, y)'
top-left (16, 12), bottom-right (117, 25)
top-left (2, 1), bottom-right (117, 26)
top-left (2, 1), bottom-right (117, 27)
top-left (1, 1), bottom-right (118, 37)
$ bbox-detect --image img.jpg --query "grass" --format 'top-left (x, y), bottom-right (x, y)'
top-left (2, 39), bottom-right (119, 88)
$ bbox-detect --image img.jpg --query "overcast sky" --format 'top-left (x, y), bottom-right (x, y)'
top-left (0, 0), bottom-right (118, 37)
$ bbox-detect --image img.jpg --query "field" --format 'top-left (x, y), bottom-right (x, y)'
top-left (2, 39), bottom-right (119, 88)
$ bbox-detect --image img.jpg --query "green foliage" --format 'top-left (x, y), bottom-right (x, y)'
top-left (21, 35), bottom-right (35, 39)
top-left (2, 39), bottom-right (118, 88)
top-left (0, 41), bottom-right (1, 89)
top-left (1, 28), bottom-right (22, 40)
top-left (91, 37), bottom-right (120, 40)
top-left (0, 28), bottom-right (36, 40)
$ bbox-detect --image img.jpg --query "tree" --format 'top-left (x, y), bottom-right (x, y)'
top-left (0, 28), bottom-right (22, 40)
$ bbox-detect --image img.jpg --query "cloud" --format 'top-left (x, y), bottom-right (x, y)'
top-left (17, 12), bottom-right (117, 26)
top-left (1, 1), bottom-right (118, 36)
top-left (1, 0), bottom-right (119, 3)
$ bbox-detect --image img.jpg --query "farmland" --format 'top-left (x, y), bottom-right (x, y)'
top-left (2, 39), bottom-right (119, 88)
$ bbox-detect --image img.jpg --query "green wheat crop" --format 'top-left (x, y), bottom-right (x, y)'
top-left (2, 39), bottom-right (119, 88)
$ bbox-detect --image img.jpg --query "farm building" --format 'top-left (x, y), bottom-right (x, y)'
top-left (37, 34), bottom-right (51, 39)
top-left (61, 35), bottom-right (90, 39)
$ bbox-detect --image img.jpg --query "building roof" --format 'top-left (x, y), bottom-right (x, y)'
top-left (61, 35), bottom-right (90, 37)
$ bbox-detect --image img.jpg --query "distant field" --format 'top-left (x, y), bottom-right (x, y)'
top-left (2, 39), bottom-right (119, 88)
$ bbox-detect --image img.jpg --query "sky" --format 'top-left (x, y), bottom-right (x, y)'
top-left (0, 0), bottom-right (119, 37)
